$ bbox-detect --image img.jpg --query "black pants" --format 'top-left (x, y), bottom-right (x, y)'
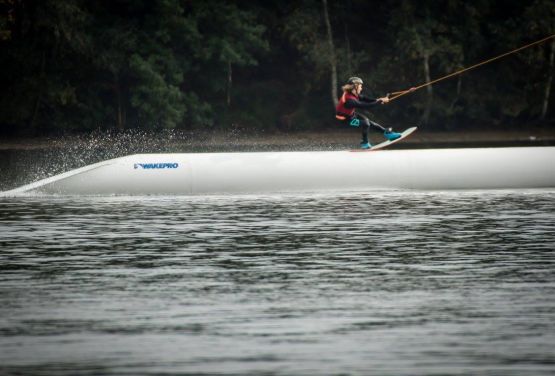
top-left (347, 113), bottom-right (386, 144)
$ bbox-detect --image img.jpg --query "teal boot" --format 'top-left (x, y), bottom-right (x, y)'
top-left (384, 129), bottom-right (402, 141)
top-left (360, 141), bottom-right (372, 149)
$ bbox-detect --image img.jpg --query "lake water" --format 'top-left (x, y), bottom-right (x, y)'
top-left (1, 190), bottom-right (554, 375)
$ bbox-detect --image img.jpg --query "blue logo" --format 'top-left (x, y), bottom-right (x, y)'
top-left (349, 118), bottom-right (360, 127)
top-left (134, 163), bottom-right (179, 169)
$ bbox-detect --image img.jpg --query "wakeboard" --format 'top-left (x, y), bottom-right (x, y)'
top-left (351, 126), bottom-right (417, 152)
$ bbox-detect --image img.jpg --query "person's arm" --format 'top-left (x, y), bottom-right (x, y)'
top-left (361, 94), bottom-right (390, 104)
top-left (358, 94), bottom-right (377, 103)
top-left (345, 95), bottom-right (389, 109)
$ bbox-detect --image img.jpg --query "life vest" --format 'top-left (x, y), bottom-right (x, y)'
top-left (335, 92), bottom-right (358, 120)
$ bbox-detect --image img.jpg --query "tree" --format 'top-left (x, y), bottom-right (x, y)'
top-left (0, 0), bottom-right (268, 133)
top-left (322, 0), bottom-right (338, 107)
top-left (0, 0), bottom-right (91, 133)
top-left (84, 0), bottom-right (190, 130)
top-left (181, 0), bottom-right (268, 117)
top-left (523, 0), bottom-right (555, 120)
top-left (388, 1), bottom-right (463, 126)
top-left (1, 0), bottom-right (553, 135)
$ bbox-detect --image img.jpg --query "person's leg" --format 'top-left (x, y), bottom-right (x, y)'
top-left (358, 114), bottom-right (380, 146)
top-left (346, 115), bottom-right (369, 147)
top-left (368, 119), bottom-right (387, 132)
top-left (349, 113), bottom-right (400, 148)
top-left (365, 116), bottom-right (402, 141)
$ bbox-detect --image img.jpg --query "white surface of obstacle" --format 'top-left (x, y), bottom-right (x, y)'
top-left (3, 147), bottom-right (555, 195)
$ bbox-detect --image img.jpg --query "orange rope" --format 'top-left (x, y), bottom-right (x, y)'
top-left (388, 34), bottom-right (555, 102)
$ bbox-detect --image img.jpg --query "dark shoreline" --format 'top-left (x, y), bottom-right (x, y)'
top-left (1, 128), bottom-right (555, 151)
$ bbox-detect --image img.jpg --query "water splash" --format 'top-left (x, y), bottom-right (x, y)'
top-left (1, 128), bottom-right (353, 191)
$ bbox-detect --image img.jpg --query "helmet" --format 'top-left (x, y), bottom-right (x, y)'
top-left (347, 77), bottom-right (363, 85)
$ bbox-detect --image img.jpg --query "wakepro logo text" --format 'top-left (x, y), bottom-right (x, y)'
top-left (134, 163), bottom-right (179, 169)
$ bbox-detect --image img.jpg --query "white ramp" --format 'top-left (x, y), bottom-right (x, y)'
top-left (3, 147), bottom-right (555, 195)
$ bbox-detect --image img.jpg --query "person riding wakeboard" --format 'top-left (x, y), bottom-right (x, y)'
top-left (335, 76), bottom-right (401, 149)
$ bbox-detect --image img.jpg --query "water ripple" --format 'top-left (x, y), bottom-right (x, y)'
top-left (1, 190), bottom-right (554, 375)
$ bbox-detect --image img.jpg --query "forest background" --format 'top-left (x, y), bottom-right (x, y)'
top-left (1, 0), bottom-right (554, 137)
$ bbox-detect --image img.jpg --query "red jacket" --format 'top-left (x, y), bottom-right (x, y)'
top-left (335, 92), bottom-right (357, 119)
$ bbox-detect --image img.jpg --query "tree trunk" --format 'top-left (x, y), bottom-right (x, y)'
top-left (29, 50), bottom-right (46, 133)
top-left (344, 23), bottom-right (351, 74)
top-left (541, 39), bottom-right (555, 120)
top-left (115, 75), bottom-right (125, 131)
top-left (227, 60), bottom-right (232, 107)
top-left (422, 51), bottom-right (433, 125)
top-left (343, 0), bottom-right (352, 74)
top-left (322, 0), bottom-right (338, 107)
top-left (13, 0), bottom-right (24, 40)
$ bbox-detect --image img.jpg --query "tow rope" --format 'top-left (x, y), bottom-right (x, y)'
top-left (388, 34), bottom-right (555, 102)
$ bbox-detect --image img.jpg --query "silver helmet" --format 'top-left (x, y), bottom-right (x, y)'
top-left (347, 77), bottom-right (363, 85)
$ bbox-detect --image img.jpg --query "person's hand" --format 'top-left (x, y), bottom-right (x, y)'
top-left (378, 96), bottom-right (390, 104)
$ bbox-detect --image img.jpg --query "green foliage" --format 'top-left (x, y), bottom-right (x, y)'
top-left (0, 0), bottom-right (553, 135)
